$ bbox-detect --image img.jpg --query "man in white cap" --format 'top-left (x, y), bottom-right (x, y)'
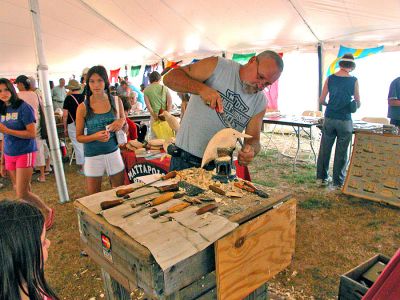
top-left (80, 67), bottom-right (90, 95)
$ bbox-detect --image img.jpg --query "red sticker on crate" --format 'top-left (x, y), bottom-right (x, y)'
top-left (101, 233), bottom-right (111, 250)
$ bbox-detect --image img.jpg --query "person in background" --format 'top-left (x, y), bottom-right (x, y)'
top-left (15, 75), bottom-right (50, 183)
top-left (80, 67), bottom-right (90, 95)
top-left (387, 76), bottom-right (400, 127)
top-left (140, 83), bottom-right (145, 93)
top-left (124, 76), bottom-right (145, 107)
top-left (128, 91), bottom-right (143, 113)
top-left (177, 92), bottom-right (190, 119)
top-left (29, 76), bottom-right (52, 177)
top-left (144, 71), bottom-right (172, 137)
top-left (317, 53), bottom-right (361, 188)
top-left (117, 81), bottom-right (132, 97)
top-left (63, 79), bottom-right (85, 174)
top-left (51, 78), bottom-right (66, 111)
top-left (163, 50), bottom-right (283, 171)
top-left (76, 66), bottom-right (125, 195)
top-left (49, 80), bottom-right (54, 90)
top-left (0, 200), bottom-right (59, 300)
top-left (0, 78), bottom-right (54, 229)
top-left (121, 96), bottom-right (138, 141)
top-left (28, 76), bottom-right (43, 98)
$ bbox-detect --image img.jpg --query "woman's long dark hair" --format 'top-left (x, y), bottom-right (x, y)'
top-left (0, 78), bottom-right (23, 115)
top-left (85, 65), bottom-right (116, 118)
top-left (0, 200), bottom-right (59, 300)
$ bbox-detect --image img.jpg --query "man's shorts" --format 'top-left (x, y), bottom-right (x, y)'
top-left (4, 152), bottom-right (37, 171)
top-left (84, 149), bottom-right (124, 177)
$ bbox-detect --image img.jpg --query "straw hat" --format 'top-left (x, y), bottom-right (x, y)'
top-left (65, 79), bottom-right (81, 90)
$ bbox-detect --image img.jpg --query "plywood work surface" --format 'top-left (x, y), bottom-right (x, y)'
top-left (215, 199), bottom-right (297, 300)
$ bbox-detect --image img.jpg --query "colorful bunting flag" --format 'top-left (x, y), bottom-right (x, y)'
top-left (109, 68), bottom-right (120, 84)
top-left (232, 53), bottom-right (256, 65)
top-left (326, 45), bottom-right (384, 76)
top-left (130, 65), bottom-right (141, 77)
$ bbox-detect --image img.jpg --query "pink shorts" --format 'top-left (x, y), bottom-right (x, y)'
top-left (4, 152), bottom-right (36, 171)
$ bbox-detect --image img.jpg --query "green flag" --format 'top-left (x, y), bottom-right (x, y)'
top-left (130, 65), bottom-right (141, 77)
top-left (232, 53), bottom-right (255, 65)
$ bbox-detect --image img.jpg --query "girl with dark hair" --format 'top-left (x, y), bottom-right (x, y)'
top-left (0, 200), bottom-right (59, 300)
top-left (0, 78), bottom-right (54, 229)
top-left (76, 66), bottom-right (126, 194)
top-left (317, 53), bottom-right (361, 188)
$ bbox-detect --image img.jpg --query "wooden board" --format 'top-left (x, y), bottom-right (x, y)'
top-left (343, 132), bottom-right (400, 208)
top-left (215, 199), bottom-right (296, 300)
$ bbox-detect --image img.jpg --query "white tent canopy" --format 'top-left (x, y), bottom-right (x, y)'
top-left (1, 0), bottom-right (400, 77)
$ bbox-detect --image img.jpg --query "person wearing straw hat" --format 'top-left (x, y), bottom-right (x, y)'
top-left (317, 53), bottom-right (361, 188)
top-left (63, 79), bottom-right (85, 174)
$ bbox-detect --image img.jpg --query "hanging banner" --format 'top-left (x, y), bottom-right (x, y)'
top-left (130, 65), bottom-right (141, 77)
top-left (232, 53), bottom-right (256, 65)
top-left (326, 45), bottom-right (384, 76)
top-left (109, 68), bottom-right (120, 84)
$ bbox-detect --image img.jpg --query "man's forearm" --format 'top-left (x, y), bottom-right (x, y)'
top-left (389, 99), bottom-right (400, 106)
top-left (164, 68), bottom-right (206, 94)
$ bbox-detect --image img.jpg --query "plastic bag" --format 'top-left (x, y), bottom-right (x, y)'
top-left (151, 120), bottom-right (175, 140)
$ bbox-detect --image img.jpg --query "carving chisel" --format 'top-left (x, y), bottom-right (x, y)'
top-left (100, 184), bottom-right (179, 211)
top-left (150, 202), bottom-right (191, 218)
top-left (115, 171), bottom-right (177, 197)
top-left (122, 192), bottom-right (179, 218)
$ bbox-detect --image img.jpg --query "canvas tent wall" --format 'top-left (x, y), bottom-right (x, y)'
top-left (1, 0), bottom-right (400, 77)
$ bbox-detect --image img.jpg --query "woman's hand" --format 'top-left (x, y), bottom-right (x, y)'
top-left (107, 119), bottom-right (125, 132)
top-left (0, 124), bottom-right (8, 134)
top-left (151, 112), bottom-right (159, 121)
top-left (94, 130), bottom-right (110, 142)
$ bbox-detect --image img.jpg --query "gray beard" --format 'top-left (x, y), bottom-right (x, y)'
top-left (242, 81), bottom-right (260, 94)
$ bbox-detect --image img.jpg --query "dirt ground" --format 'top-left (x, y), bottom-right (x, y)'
top-left (0, 133), bottom-right (399, 299)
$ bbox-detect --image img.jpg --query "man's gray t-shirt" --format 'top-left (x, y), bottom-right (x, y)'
top-left (176, 57), bottom-right (267, 158)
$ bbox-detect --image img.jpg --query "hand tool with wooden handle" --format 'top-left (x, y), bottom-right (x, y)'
top-left (122, 192), bottom-right (176, 218)
top-left (150, 202), bottom-right (190, 218)
top-left (115, 171), bottom-right (177, 197)
top-left (209, 184), bottom-right (226, 195)
top-left (101, 183), bottom-right (179, 211)
top-left (196, 204), bottom-right (218, 215)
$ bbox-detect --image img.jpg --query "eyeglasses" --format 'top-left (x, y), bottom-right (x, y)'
top-left (255, 57), bottom-right (272, 88)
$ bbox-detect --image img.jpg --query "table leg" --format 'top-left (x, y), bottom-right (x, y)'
top-left (309, 127), bottom-right (317, 163)
top-left (293, 126), bottom-right (300, 171)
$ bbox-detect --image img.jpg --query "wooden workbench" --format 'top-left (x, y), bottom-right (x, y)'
top-left (75, 176), bottom-right (296, 300)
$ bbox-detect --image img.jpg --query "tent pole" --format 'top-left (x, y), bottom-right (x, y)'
top-left (29, 0), bottom-right (70, 203)
top-left (318, 43), bottom-right (323, 112)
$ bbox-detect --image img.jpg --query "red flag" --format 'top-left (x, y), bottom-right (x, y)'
top-left (109, 68), bottom-right (120, 84)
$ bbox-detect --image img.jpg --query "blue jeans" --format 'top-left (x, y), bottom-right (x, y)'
top-left (317, 118), bottom-right (353, 186)
top-left (169, 148), bottom-right (215, 171)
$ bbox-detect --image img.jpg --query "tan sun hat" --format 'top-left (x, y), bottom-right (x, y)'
top-left (82, 67), bottom-right (90, 76)
top-left (65, 79), bottom-right (81, 90)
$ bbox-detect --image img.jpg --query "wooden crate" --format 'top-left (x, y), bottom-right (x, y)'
top-left (75, 193), bottom-right (296, 299)
top-left (338, 254), bottom-right (390, 300)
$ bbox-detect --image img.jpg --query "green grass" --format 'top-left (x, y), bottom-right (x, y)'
top-left (280, 168), bottom-right (316, 184)
top-left (366, 220), bottom-right (385, 229)
top-left (252, 179), bottom-right (278, 187)
top-left (299, 198), bottom-right (333, 210)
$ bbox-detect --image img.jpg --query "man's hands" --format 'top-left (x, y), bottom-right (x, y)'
top-left (238, 144), bottom-right (255, 166)
top-left (199, 86), bottom-right (223, 113)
